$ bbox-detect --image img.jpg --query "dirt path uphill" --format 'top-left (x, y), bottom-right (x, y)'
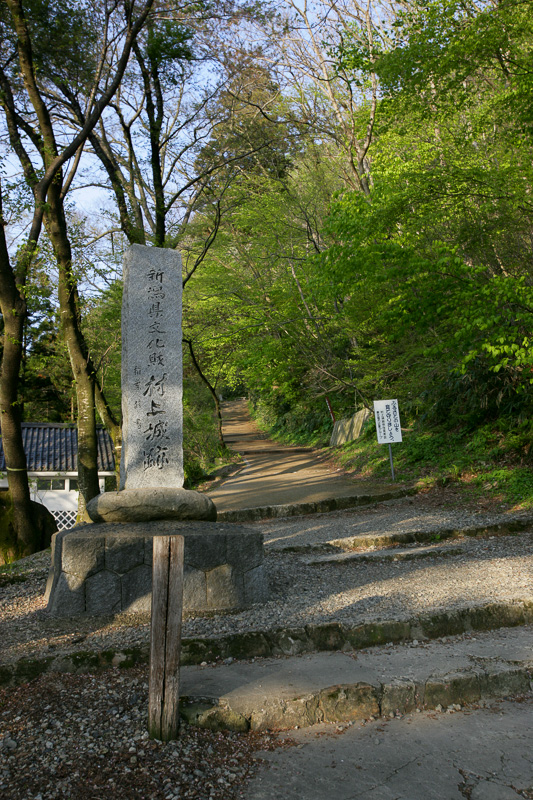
top-left (206, 399), bottom-right (401, 513)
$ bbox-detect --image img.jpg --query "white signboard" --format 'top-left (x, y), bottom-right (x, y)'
top-left (373, 399), bottom-right (402, 445)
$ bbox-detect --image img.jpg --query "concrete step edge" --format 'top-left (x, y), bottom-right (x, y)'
top-left (180, 661), bottom-right (533, 733)
top-left (226, 448), bottom-right (313, 455)
top-left (303, 543), bottom-right (466, 564)
top-left (276, 516), bottom-right (533, 553)
top-left (3, 599), bottom-right (533, 694)
top-left (217, 487), bottom-right (418, 523)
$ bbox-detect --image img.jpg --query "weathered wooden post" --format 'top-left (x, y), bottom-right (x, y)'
top-left (148, 534), bottom-right (184, 740)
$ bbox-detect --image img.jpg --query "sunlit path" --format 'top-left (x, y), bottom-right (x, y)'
top-left (207, 399), bottom-right (400, 512)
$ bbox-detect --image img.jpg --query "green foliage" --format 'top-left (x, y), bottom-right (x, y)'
top-left (377, 0), bottom-right (533, 133)
top-left (332, 419), bottom-right (533, 508)
top-left (20, 263), bottom-right (73, 422)
top-left (182, 143), bottom-right (362, 436)
top-left (251, 395), bottom-right (333, 447)
top-left (82, 281), bottom-right (123, 422)
top-left (3, 0), bottom-right (532, 502)
top-left (313, 0), bottom-right (533, 434)
top-left (145, 21), bottom-right (194, 70)
top-left (193, 63), bottom-right (299, 190)
top-left (182, 364), bottom-right (226, 486)
top-left (191, 0), bottom-right (533, 501)
top-left (0, 0), bottom-right (100, 90)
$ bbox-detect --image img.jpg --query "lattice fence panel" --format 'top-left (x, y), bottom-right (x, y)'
top-left (52, 509), bottom-right (77, 530)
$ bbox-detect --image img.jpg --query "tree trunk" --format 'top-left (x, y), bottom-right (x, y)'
top-left (75, 372), bottom-right (99, 521)
top-left (45, 183), bottom-right (100, 520)
top-left (184, 338), bottom-right (225, 448)
top-left (0, 306), bottom-right (38, 554)
top-left (0, 199), bottom-right (39, 554)
top-left (2, 0), bottom-right (157, 527)
top-left (95, 379), bottom-right (122, 489)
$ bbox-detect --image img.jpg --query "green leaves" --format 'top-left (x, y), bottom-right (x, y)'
top-left (145, 21), bottom-right (194, 70)
top-left (18, 0), bottom-right (100, 89)
top-left (322, 0), bottom-right (533, 424)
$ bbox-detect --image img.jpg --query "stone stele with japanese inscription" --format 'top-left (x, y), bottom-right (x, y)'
top-left (48, 245), bottom-right (268, 615)
top-left (121, 245), bottom-right (183, 489)
top-left (86, 245), bottom-right (215, 523)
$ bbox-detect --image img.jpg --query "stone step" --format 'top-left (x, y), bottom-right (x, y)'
top-left (179, 625), bottom-right (533, 732)
top-left (302, 543), bottom-right (465, 565)
top-left (217, 487), bottom-right (418, 523)
top-left (227, 448), bottom-right (313, 455)
top-left (4, 600), bottom-right (533, 693)
top-left (222, 437), bottom-right (312, 455)
top-left (275, 517), bottom-right (533, 553)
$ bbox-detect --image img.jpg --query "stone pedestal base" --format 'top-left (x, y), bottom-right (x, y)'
top-left (86, 488), bottom-right (216, 524)
top-left (45, 520), bottom-right (268, 617)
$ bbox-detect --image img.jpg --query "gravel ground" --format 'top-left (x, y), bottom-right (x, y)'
top-left (258, 494), bottom-right (533, 551)
top-left (3, 495), bottom-right (533, 660)
top-left (0, 668), bottom-right (283, 800)
top-left (2, 494), bottom-right (533, 799)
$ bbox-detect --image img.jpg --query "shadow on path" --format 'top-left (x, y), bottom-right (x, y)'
top-left (207, 399), bottom-right (403, 512)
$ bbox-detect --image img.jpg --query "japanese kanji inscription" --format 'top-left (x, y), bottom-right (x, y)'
top-left (120, 245), bottom-right (184, 489)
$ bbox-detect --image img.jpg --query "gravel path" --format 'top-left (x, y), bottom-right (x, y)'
top-left (259, 494), bottom-right (533, 551)
top-left (190, 498), bottom-right (533, 638)
top-left (208, 399), bottom-right (383, 512)
top-left (3, 495), bottom-right (533, 661)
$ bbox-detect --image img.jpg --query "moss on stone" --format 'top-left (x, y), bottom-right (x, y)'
top-left (366, 621), bottom-right (410, 646)
top-left (14, 657), bottom-right (54, 684)
top-left (70, 651), bottom-right (101, 669)
top-left (0, 489), bottom-right (57, 564)
top-left (319, 683), bottom-right (379, 722)
top-left (344, 621), bottom-right (409, 649)
top-left (0, 490), bottom-right (18, 563)
top-left (521, 601), bottom-right (533, 623)
top-left (268, 627), bottom-right (311, 656)
top-left (0, 665), bottom-right (13, 686)
top-left (420, 610), bottom-right (469, 638)
top-left (424, 671), bottom-right (482, 708)
top-left (196, 707), bottom-right (250, 733)
top-left (469, 602), bottom-right (525, 631)
top-left (181, 638), bottom-right (224, 665)
top-left (306, 623), bottom-right (346, 651)
top-left (115, 647), bottom-right (148, 669)
top-left (0, 573), bottom-right (27, 587)
top-left (225, 631), bottom-right (271, 660)
top-left (180, 701), bottom-right (214, 725)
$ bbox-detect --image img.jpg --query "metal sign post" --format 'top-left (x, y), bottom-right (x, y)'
top-left (373, 399), bottom-right (402, 482)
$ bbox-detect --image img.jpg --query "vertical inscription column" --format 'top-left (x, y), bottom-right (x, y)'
top-left (121, 245), bottom-right (184, 490)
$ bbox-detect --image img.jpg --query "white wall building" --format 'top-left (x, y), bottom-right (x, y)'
top-left (0, 424), bottom-right (115, 529)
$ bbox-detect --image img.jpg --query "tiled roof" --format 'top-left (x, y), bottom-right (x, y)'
top-left (0, 424), bottom-right (115, 473)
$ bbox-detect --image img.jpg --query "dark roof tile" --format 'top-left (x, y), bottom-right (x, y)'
top-left (0, 424), bottom-right (115, 473)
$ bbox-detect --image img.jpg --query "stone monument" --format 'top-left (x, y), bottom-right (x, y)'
top-left (86, 245), bottom-right (214, 523)
top-left (45, 245), bottom-right (268, 616)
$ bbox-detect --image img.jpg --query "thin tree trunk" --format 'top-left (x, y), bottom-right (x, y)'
top-left (3, 0), bottom-right (156, 523)
top-left (183, 338), bottom-right (225, 448)
top-left (74, 373), bottom-right (99, 521)
top-left (95, 379), bottom-right (122, 489)
top-left (0, 193), bottom-right (38, 554)
top-left (0, 311), bottom-right (38, 553)
top-left (45, 183), bottom-right (100, 520)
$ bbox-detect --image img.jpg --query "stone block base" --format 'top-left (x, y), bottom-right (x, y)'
top-left (45, 520), bottom-right (268, 617)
